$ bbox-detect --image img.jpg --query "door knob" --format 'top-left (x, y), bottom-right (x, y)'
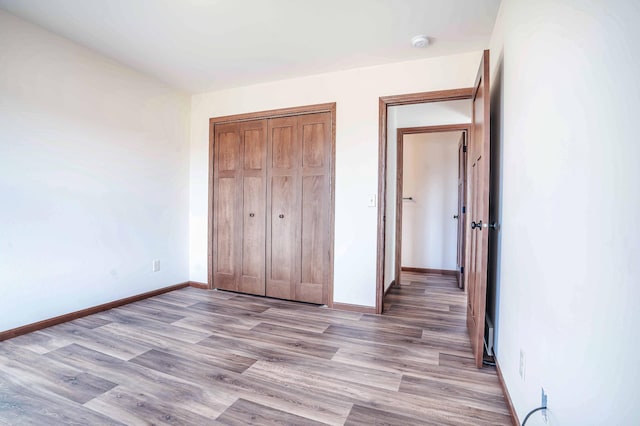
top-left (484, 222), bottom-right (497, 230)
top-left (278, 214), bottom-right (284, 219)
top-left (249, 213), bottom-right (255, 217)
top-left (471, 220), bottom-right (482, 230)
top-left (453, 215), bottom-right (459, 219)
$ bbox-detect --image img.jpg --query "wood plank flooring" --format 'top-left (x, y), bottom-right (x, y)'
top-left (0, 272), bottom-right (511, 425)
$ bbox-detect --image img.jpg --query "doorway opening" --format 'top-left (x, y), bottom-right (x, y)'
top-left (394, 126), bottom-right (470, 295)
top-left (375, 90), bottom-right (474, 315)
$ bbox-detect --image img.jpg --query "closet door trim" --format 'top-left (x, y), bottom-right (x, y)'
top-left (208, 103), bottom-right (336, 308)
top-left (209, 103), bottom-right (336, 125)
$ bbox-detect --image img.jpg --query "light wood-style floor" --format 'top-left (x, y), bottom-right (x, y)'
top-left (0, 272), bottom-right (511, 425)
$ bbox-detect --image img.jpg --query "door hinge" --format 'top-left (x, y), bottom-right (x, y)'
top-left (463, 145), bottom-right (467, 153)
top-left (462, 206), bottom-right (466, 214)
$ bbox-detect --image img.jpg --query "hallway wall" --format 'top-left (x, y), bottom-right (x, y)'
top-left (401, 132), bottom-right (460, 271)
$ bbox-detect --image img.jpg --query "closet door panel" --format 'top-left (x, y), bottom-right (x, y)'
top-left (296, 113), bottom-right (331, 304)
top-left (272, 126), bottom-right (294, 169)
top-left (302, 123), bottom-right (326, 167)
top-left (216, 178), bottom-right (236, 274)
top-left (300, 175), bottom-right (324, 303)
top-left (218, 131), bottom-right (240, 171)
top-left (239, 121), bottom-right (267, 295)
top-left (270, 176), bottom-right (295, 279)
top-left (266, 117), bottom-right (298, 300)
top-left (244, 129), bottom-right (265, 170)
top-left (213, 124), bottom-right (242, 292)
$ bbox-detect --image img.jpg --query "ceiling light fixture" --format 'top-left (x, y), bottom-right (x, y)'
top-left (411, 35), bottom-right (430, 48)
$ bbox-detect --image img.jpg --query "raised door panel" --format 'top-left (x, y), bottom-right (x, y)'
top-left (456, 133), bottom-right (467, 289)
top-left (218, 132), bottom-right (240, 171)
top-left (266, 117), bottom-right (299, 300)
top-left (269, 176), bottom-right (295, 280)
top-left (299, 175), bottom-right (325, 303)
top-left (244, 128), bottom-right (265, 170)
top-left (239, 121), bottom-right (267, 295)
top-left (296, 113), bottom-right (331, 304)
top-left (216, 178), bottom-right (236, 275)
top-left (302, 123), bottom-right (325, 168)
top-left (213, 124), bottom-right (242, 292)
top-left (272, 126), bottom-right (295, 169)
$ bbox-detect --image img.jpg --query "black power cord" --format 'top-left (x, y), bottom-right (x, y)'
top-left (522, 406), bottom-right (547, 425)
top-left (480, 351), bottom-right (546, 425)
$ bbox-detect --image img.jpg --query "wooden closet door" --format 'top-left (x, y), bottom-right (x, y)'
top-left (239, 120), bottom-right (267, 295)
top-left (212, 122), bottom-right (243, 292)
top-left (213, 120), bottom-right (267, 294)
top-left (266, 117), bottom-right (299, 300)
top-left (295, 112), bottom-right (331, 304)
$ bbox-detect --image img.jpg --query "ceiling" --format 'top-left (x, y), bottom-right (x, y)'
top-left (0, 0), bottom-right (501, 93)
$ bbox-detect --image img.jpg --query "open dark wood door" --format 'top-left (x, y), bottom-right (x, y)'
top-left (467, 50), bottom-right (491, 368)
top-left (456, 132), bottom-right (467, 289)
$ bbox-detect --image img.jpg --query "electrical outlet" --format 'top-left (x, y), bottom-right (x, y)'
top-left (519, 350), bottom-right (526, 380)
top-left (541, 387), bottom-right (548, 423)
top-left (152, 259), bottom-right (160, 272)
top-left (368, 194), bottom-right (377, 207)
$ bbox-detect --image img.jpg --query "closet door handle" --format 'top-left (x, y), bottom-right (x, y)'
top-left (278, 214), bottom-right (284, 219)
top-left (249, 213), bottom-right (255, 217)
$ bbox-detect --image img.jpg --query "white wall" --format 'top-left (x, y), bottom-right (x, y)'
top-left (384, 101), bottom-right (471, 289)
top-left (0, 10), bottom-right (191, 332)
top-left (190, 53), bottom-right (481, 307)
top-left (490, 0), bottom-right (640, 424)
top-left (401, 132), bottom-right (460, 271)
